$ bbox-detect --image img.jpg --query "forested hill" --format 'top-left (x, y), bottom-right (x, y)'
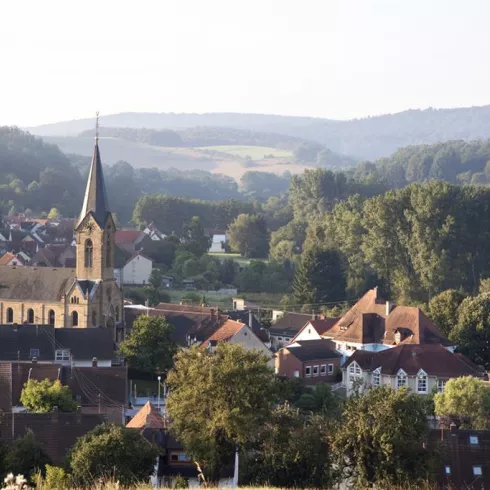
top-left (27, 105), bottom-right (490, 160)
top-left (354, 139), bottom-right (490, 188)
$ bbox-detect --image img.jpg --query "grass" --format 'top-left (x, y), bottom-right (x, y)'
top-left (207, 252), bottom-right (253, 267)
top-left (197, 145), bottom-right (293, 160)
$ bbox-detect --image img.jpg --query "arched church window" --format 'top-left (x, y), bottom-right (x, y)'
top-left (115, 306), bottom-right (120, 322)
top-left (84, 239), bottom-right (93, 268)
top-left (92, 310), bottom-right (97, 326)
top-left (6, 308), bottom-right (13, 323)
top-left (27, 309), bottom-right (34, 324)
top-left (48, 310), bottom-right (55, 326)
top-left (106, 235), bottom-right (112, 267)
top-left (72, 311), bottom-right (79, 327)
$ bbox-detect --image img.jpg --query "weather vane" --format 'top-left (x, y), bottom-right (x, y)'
top-left (95, 111), bottom-right (100, 141)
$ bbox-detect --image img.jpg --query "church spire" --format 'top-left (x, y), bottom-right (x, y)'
top-left (78, 112), bottom-right (110, 227)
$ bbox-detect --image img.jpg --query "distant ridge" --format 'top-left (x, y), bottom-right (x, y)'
top-left (26, 105), bottom-right (490, 160)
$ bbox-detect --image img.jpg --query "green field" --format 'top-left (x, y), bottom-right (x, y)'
top-left (207, 252), bottom-right (255, 267)
top-left (197, 145), bottom-right (293, 160)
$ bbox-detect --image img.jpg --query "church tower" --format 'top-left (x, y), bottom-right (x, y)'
top-left (71, 116), bottom-right (122, 329)
top-left (75, 128), bottom-right (115, 281)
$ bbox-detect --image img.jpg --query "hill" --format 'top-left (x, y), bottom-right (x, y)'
top-left (27, 105), bottom-right (490, 160)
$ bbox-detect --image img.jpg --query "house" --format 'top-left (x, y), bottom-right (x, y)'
top-left (0, 361), bottom-right (128, 423)
top-left (290, 317), bottom-right (340, 343)
top-left (428, 425), bottom-right (490, 489)
top-left (127, 402), bottom-right (234, 488)
top-left (341, 344), bottom-right (487, 396)
top-left (115, 230), bottom-right (147, 254)
top-left (275, 338), bottom-right (342, 384)
top-left (31, 244), bottom-right (76, 268)
top-left (268, 312), bottom-right (313, 350)
top-left (143, 223), bottom-right (166, 241)
top-left (225, 310), bottom-right (270, 347)
top-left (205, 229), bottom-right (227, 253)
top-left (0, 325), bottom-right (117, 365)
top-left (202, 319), bottom-right (273, 367)
top-left (146, 303), bottom-right (226, 347)
top-left (0, 410), bottom-right (104, 466)
top-left (114, 252), bottom-right (153, 286)
top-left (323, 288), bottom-right (453, 355)
top-left (232, 298), bottom-right (260, 312)
top-left (0, 252), bottom-right (26, 267)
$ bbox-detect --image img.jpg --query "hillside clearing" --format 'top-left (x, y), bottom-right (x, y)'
top-left (197, 145), bottom-right (293, 159)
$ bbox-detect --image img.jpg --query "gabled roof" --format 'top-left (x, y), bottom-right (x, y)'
top-left (343, 344), bottom-right (486, 378)
top-left (270, 312), bottom-right (313, 336)
top-left (0, 267), bottom-right (75, 301)
top-left (225, 310), bottom-right (269, 342)
top-left (0, 325), bottom-right (55, 361)
top-left (0, 252), bottom-right (23, 266)
top-left (115, 230), bottom-right (145, 245)
top-left (55, 328), bottom-right (115, 360)
top-left (126, 401), bottom-right (165, 429)
top-left (202, 319), bottom-right (245, 346)
top-left (284, 338), bottom-right (341, 362)
top-left (78, 140), bottom-right (110, 228)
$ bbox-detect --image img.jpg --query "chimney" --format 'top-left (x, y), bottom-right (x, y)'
top-left (385, 301), bottom-right (394, 316)
top-left (450, 422), bottom-right (457, 435)
top-left (249, 310), bottom-right (253, 328)
top-left (92, 357), bottom-right (98, 368)
top-left (51, 406), bottom-right (58, 424)
top-left (179, 301), bottom-right (184, 306)
top-left (32, 357), bottom-right (38, 364)
top-left (76, 406), bottom-right (82, 424)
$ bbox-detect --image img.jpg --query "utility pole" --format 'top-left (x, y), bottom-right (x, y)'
top-left (157, 376), bottom-right (161, 412)
top-left (98, 393), bottom-right (101, 414)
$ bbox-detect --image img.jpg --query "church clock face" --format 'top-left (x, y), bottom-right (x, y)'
top-left (85, 223), bottom-right (94, 234)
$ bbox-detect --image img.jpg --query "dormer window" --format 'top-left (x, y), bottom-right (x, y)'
top-left (416, 370), bottom-right (428, 394)
top-left (396, 369), bottom-right (407, 389)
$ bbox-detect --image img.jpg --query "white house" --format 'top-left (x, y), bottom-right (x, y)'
top-left (115, 252), bottom-right (153, 286)
top-left (207, 230), bottom-right (227, 253)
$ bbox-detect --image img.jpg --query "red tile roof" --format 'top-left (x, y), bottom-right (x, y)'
top-left (0, 252), bottom-right (23, 266)
top-left (115, 230), bottom-right (144, 244)
top-left (202, 320), bottom-right (245, 346)
top-left (344, 344), bottom-right (486, 378)
top-left (126, 401), bottom-right (165, 429)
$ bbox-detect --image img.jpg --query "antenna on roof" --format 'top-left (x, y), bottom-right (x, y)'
top-left (95, 111), bottom-right (100, 142)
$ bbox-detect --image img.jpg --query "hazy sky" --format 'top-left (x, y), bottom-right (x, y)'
top-left (2, 0), bottom-right (490, 126)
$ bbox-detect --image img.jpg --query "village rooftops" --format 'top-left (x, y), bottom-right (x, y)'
top-left (285, 338), bottom-right (342, 362)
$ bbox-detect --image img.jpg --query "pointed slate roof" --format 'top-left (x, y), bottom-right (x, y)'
top-left (78, 139), bottom-right (110, 227)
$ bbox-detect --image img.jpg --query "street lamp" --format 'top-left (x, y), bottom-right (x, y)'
top-left (157, 376), bottom-right (161, 411)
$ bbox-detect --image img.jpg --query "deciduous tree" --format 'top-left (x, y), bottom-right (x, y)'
top-left (119, 315), bottom-right (177, 375)
top-left (20, 379), bottom-right (77, 413)
top-left (166, 343), bottom-right (275, 484)
top-left (227, 213), bottom-right (269, 258)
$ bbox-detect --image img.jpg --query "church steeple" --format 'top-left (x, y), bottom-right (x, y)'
top-left (78, 113), bottom-right (110, 227)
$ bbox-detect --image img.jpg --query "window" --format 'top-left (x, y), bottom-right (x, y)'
top-left (72, 311), bottom-right (78, 327)
top-left (328, 363), bottom-right (334, 375)
top-left (285, 337), bottom-right (290, 342)
top-left (417, 371), bottom-right (428, 393)
top-left (84, 239), bottom-right (93, 268)
top-left (437, 379), bottom-right (446, 393)
top-left (48, 310), bottom-right (55, 326)
top-left (445, 466), bottom-right (451, 475)
top-left (278, 337), bottom-right (283, 341)
top-left (372, 368), bottom-right (381, 387)
top-left (29, 348), bottom-right (39, 358)
top-left (26, 308), bottom-right (34, 324)
top-left (349, 364), bottom-right (355, 375)
top-left (92, 310), bottom-right (97, 326)
top-left (469, 435), bottom-right (479, 445)
top-left (305, 366), bottom-right (311, 377)
top-left (293, 370), bottom-right (299, 378)
top-left (355, 364), bottom-right (361, 376)
top-left (320, 365), bottom-right (327, 376)
top-left (473, 466), bottom-right (483, 476)
top-left (170, 452), bottom-right (191, 462)
top-left (6, 308), bottom-right (13, 323)
top-left (313, 365), bottom-right (319, 377)
top-left (115, 306), bottom-right (120, 322)
top-left (55, 349), bottom-right (71, 362)
top-left (396, 370), bottom-right (407, 389)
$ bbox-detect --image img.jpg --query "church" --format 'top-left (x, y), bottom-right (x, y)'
top-left (0, 133), bottom-right (124, 331)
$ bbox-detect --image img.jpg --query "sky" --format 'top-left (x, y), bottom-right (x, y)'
top-left (1, 0), bottom-right (490, 126)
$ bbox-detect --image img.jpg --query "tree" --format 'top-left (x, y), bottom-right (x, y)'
top-left (6, 430), bottom-right (51, 478)
top-left (227, 213), bottom-right (269, 258)
top-left (293, 248), bottom-right (346, 306)
top-left (295, 383), bottom-right (340, 416)
top-left (166, 343), bottom-right (275, 484)
top-left (428, 289), bottom-right (467, 337)
top-left (451, 293), bottom-right (490, 369)
top-left (20, 379), bottom-right (78, 413)
top-left (119, 315), bottom-right (177, 375)
top-left (69, 424), bottom-right (158, 486)
top-left (332, 386), bottom-right (432, 488)
top-left (242, 405), bottom-right (334, 488)
top-left (434, 376), bottom-right (490, 429)
top-left (180, 216), bottom-right (212, 257)
top-left (46, 208), bottom-right (59, 220)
